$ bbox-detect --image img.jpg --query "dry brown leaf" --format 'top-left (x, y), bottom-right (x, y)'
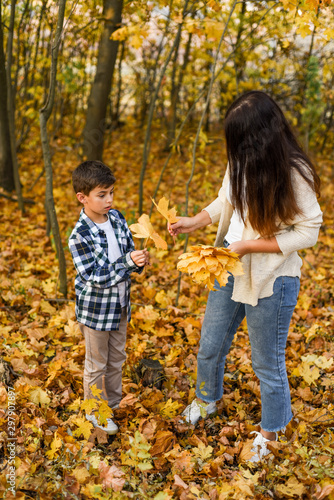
top-left (150, 430), bottom-right (176, 456)
top-left (119, 393), bottom-right (139, 408)
top-left (88, 427), bottom-right (109, 444)
top-left (99, 462), bottom-right (125, 491)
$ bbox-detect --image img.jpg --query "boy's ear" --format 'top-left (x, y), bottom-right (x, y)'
top-left (76, 192), bottom-right (86, 204)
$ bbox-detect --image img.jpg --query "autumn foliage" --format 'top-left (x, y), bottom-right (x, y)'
top-left (177, 245), bottom-right (244, 290)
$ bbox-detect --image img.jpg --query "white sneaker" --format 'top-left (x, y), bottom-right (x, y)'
top-left (248, 431), bottom-right (277, 462)
top-left (86, 413), bottom-right (118, 435)
top-left (181, 399), bottom-right (217, 425)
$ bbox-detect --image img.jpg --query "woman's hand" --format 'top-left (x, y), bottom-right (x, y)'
top-left (168, 210), bottom-right (212, 237)
top-left (227, 241), bottom-right (250, 258)
top-left (131, 249), bottom-right (149, 267)
top-left (168, 217), bottom-right (197, 236)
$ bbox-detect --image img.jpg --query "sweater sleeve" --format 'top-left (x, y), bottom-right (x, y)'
top-left (275, 171), bottom-right (322, 255)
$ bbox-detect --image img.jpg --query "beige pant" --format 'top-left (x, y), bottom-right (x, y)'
top-left (79, 308), bottom-right (127, 408)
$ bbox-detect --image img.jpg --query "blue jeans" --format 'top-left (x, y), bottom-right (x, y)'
top-left (196, 274), bottom-right (300, 432)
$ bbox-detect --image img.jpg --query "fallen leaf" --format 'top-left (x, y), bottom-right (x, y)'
top-left (151, 431), bottom-right (176, 456)
top-left (99, 462), bottom-right (125, 491)
top-left (173, 474), bottom-right (189, 489)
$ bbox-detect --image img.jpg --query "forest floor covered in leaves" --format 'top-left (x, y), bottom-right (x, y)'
top-left (0, 123), bottom-right (334, 499)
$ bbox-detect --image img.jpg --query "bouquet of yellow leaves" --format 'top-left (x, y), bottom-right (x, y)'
top-left (177, 245), bottom-right (244, 291)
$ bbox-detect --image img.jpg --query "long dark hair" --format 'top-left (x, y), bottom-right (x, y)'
top-left (224, 91), bottom-right (320, 237)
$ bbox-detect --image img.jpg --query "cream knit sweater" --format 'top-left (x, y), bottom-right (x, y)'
top-left (203, 167), bottom-right (323, 306)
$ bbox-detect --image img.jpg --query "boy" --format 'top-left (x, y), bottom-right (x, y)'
top-left (69, 160), bottom-right (149, 434)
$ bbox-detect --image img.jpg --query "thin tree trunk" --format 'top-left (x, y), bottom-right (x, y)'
top-left (138, 0), bottom-right (190, 215)
top-left (39, 0), bottom-right (67, 297)
top-left (82, 0), bottom-right (123, 160)
top-left (6, 0), bottom-right (24, 212)
top-left (113, 40), bottom-right (125, 127)
top-left (0, 3), bottom-right (14, 192)
top-left (164, 27), bottom-right (182, 150)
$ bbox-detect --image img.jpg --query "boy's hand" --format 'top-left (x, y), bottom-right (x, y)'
top-left (131, 249), bottom-right (150, 267)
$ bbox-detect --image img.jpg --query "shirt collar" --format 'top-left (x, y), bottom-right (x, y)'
top-left (79, 208), bottom-right (120, 236)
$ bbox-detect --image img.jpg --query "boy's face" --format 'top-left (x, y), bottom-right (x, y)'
top-left (76, 184), bottom-right (115, 223)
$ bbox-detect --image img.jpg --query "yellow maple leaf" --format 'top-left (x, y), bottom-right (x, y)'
top-left (129, 214), bottom-right (167, 250)
top-left (275, 476), bottom-right (306, 497)
top-left (192, 443), bottom-right (214, 462)
top-left (46, 432), bottom-right (62, 459)
top-left (159, 398), bottom-right (183, 418)
top-left (97, 400), bottom-right (113, 425)
top-left (177, 245), bottom-right (243, 290)
top-left (68, 398), bottom-right (82, 412)
top-left (72, 416), bottom-right (93, 439)
top-left (293, 363), bottom-right (320, 384)
top-left (81, 398), bottom-right (98, 414)
top-left (72, 466), bottom-right (91, 484)
top-left (151, 196), bottom-right (179, 224)
top-left (90, 384), bottom-right (103, 399)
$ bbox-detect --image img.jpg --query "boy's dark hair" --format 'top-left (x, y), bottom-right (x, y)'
top-left (72, 160), bottom-right (116, 195)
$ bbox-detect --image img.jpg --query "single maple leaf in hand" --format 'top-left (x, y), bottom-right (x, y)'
top-left (129, 214), bottom-right (167, 250)
top-left (177, 245), bottom-right (243, 290)
top-left (151, 196), bottom-right (179, 224)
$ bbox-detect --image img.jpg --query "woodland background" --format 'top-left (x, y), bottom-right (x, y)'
top-left (0, 0), bottom-right (333, 498)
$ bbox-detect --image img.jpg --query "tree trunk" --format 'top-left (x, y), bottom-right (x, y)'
top-left (82, 0), bottom-right (123, 161)
top-left (39, 0), bottom-right (67, 297)
top-left (7, 0), bottom-right (24, 212)
top-left (138, 0), bottom-right (190, 215)
top-left (113, 40), bottom-right (125, 127)
top-left (0, 4), bottom-right (14, 192)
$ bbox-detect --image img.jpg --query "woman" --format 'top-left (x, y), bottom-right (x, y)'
top-left (170, 91), bottom-right (322, 462)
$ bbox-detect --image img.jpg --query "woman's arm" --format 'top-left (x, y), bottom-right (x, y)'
top-left (228, 237), bottom-right (281, 258)
top-left (169, 210), bottom-right (212, 236)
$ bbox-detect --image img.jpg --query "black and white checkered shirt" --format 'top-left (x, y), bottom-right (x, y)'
top-left (69, 208), bottom-right (140, 331)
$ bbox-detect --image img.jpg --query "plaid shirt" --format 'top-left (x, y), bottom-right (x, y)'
top-left (69, 208), bottom-right (140, 331)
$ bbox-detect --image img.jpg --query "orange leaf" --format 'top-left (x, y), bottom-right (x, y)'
top-left (150, 430), bottom-right (176, 456)
top-left (129, 214), bottom-right (167, 250)
top-left (177, 245), bottom-right (243, 289)
top-left (152, 196), bottom-right (179, 224)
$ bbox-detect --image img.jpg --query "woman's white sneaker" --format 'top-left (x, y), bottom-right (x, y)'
top-left (86, 413), bottom-right (118, 435)
top-left (181, 399), bottom-right (217, 425)
top-left (248, 431), bottom-right (277, 462)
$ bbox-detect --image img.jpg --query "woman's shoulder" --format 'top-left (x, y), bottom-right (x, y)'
top-left (291, 158), bottom-right (315, 189)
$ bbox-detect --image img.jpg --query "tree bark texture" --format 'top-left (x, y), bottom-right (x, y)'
top-left (82, 0), bottom-right (123, 161)
top-left (39, 0), bottom-right (67, 297)
top-left (0, 4), bottom-right (14, 192)
top-left (7, 0), bottom-right (24, 212)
